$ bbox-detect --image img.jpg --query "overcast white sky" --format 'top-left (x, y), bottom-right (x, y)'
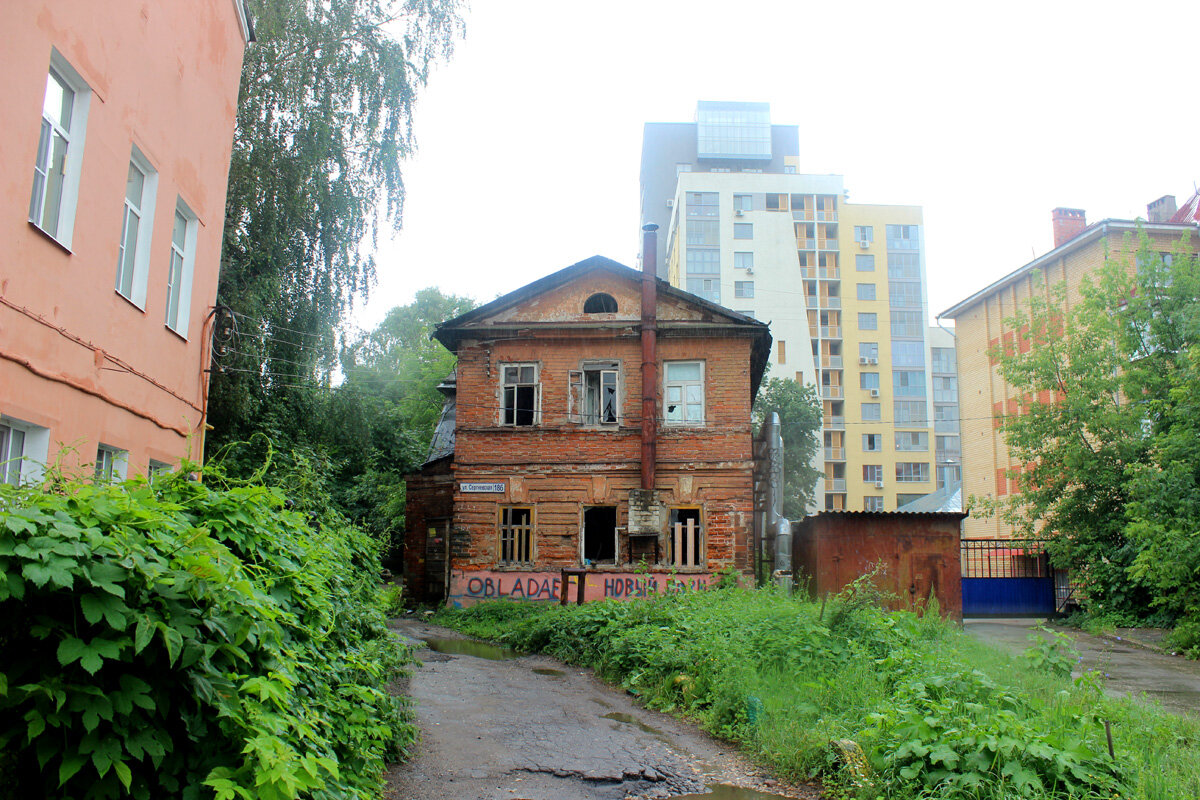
top-left (353, 0), bottom-right (1199, 332)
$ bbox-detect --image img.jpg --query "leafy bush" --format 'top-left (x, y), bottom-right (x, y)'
top-left (1022, 626), bottom-right (1079, 678)
top-left (0, 469), bottom-right (413, 800)
top-left (437, 588), bottom-right (1200, 799)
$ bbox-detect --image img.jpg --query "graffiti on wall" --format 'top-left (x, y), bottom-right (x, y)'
top-left (447, 570), bottom-right (716, 607)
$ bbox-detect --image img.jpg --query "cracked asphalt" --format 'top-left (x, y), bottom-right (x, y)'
top-left (384, 618), bottom-right (816, 800)
top-left (965, 619), bottom-right (1200, 716)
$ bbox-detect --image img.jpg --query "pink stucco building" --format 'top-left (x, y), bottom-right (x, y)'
top-left (0, 1), bottom-right (251, 483)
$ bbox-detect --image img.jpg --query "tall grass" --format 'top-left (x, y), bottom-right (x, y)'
top-left (435, 585), bottom-right (1200, 800)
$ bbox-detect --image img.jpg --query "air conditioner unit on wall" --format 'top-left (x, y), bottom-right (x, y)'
top-left (666, 198), bottom-right (674, 208)
top-left (868, 357), bottom-right (878, 365)
top-left (859, 239), bottom-right (870, 249)
top-left (858, 356), bottom-right (869, 365)
top-left (735, 209), bottom-right (744, 216)
top-left (875, 481), bottom-right (884, 489)
top-left (869, 388), bottom-right (880, 397)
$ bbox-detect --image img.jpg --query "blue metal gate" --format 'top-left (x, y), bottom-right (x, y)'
top-left (961, 539), bottom-right (1059, 617)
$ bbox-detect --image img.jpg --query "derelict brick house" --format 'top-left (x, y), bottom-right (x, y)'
top-left (404, 253), bottom-right (771, 606)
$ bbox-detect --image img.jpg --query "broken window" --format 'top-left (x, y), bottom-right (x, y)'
top-left (501, 364), bottom-right (538, 426)
top-left (569, 363), bottom-right (619, 425)
top-left (582, 506), bottom-right (617, 564)
top-left (668, 508), bottom-right (702, 568)
top-left (499, 507), bottom-right (533, 564)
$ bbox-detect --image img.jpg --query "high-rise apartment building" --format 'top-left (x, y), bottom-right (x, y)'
top-left (641, 102), bottom-right (945, 512)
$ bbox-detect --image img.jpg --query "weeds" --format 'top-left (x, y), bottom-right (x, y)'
top-left (436, 588), bottom-right (1200, 800)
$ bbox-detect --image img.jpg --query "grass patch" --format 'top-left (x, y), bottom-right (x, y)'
top-left (435, 586), bottom-right (1200, 799)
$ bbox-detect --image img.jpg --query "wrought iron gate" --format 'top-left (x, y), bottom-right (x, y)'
top-left (961, 539), bottom-right (1060, 617)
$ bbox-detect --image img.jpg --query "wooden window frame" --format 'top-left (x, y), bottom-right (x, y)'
top-left (498, 506), bottom-right (534, 565)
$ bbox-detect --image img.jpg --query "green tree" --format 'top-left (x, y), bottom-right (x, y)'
top-left (993, 231), bottom-right (1199, 624)
top-left (753, 377), bottom-right (823, 517)
top-left (331, 289), bottom-right (475, 543)
top-left (206, 0), bottom-right (465, 461)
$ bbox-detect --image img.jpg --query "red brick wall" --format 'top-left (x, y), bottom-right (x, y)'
top-left (448, 327), bottom-right (756, 580)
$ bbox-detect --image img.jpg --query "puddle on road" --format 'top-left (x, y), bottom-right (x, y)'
top-left (422, 638), bottom-right (519, 660)
top-left (601, 711), bottom-right (665, 737)
top-left (673, 785), bottom-right (795, 800)
top-left (533, 667), bottom-right (566, 677)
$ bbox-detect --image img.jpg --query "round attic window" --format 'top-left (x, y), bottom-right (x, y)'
top-left (583, 293), bottom-right (618, 313)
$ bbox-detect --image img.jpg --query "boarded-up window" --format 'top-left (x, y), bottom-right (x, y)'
top-left (499, 507), bottom-right (533, 563)
top-left (668, 508), bottom-right (702, 567)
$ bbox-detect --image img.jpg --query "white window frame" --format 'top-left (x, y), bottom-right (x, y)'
top-left (896, 462), bottom-right (930, 483)
top-left (733, 222), bottom-right (753, 240)
top-left (148, 459), bottom-right (173, 482)
top-left (95, 444), bottom-right (128, 484)
top-left (115, 146), bottom-right (159, 307)
top-left (664, 361), bottom-right (705, 426)
top-left (500, 363), bottom-right (540, 426)
top-left (0, 417), bottom-right (50, 487)
top-left (895, 431), bottom-right (930, 452)
top-left (28, 51), bottom-right (92, 249)
top-left (734, 281), bottom-right (754, 298)
top-left (569, 363), bottom-right (619, 426)
top-left (164, 198), bottom-right (199, 337)
top-left (733, 251), bottom-right (754, 270)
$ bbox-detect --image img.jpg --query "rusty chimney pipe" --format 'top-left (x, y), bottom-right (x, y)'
top-left (640, 224), bottom-right (659, 491)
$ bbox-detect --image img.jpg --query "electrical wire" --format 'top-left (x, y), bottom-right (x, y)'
top-left (226, 309), bottom-right (334, 341)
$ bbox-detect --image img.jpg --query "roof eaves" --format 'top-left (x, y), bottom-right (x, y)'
top-left (938, 219), bottom-right (1198, 319)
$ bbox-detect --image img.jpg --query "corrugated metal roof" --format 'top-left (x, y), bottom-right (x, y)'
top-left (896, 483), bottom-right (963, 513)
top-left (1170, 189), bottom-right (1200, 224)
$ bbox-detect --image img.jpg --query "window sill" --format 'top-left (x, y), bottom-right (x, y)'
top-left (164, 323), bottom-right (188, 343)
top-left (27, 220), bottom-right (73, 254)
top-left (114, 289), bottom-right (146, 313)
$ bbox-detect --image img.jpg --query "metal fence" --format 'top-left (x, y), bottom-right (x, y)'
top-left (960, 539), bottom-right (1053, 579)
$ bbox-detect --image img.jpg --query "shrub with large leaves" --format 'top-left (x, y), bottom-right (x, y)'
top-left (0, 471), bottom-right (413, 799)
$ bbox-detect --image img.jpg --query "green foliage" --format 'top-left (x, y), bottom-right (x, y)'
top-left (437, 590), bottom-right (1200, 799)
top-left (206, 0), bottom-right (465, 481)
top-left (1022, 626), bottom-right (1079, 678)
top-left (332, 289), bottom-right (476, 542)
top-left (207, 288), bottom-right (475, 557)
top-left (0, 469), bottom-right (413, 799)
top-left (752, 375), bottom-right (823, 516)
top-left (994, 230), bottom-right (1200, 624)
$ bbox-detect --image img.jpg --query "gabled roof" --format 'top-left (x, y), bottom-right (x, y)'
top-left (433, 255), bottom-right (773, 395)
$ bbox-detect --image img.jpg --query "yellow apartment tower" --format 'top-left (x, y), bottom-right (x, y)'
top-left (640, 102), bottom-right (958, 513)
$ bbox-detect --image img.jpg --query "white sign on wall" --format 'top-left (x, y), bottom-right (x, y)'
top-left (460, 482), bottom-right (506, 493)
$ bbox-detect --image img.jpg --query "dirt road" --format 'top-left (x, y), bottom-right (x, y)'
top-left (385, 618), bottom-right (814, 800)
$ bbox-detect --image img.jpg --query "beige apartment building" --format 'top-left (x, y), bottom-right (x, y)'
top-left (940, 200), bottom-right (1199, 539)
top-left (641, 102), bottom-right (955, 512)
